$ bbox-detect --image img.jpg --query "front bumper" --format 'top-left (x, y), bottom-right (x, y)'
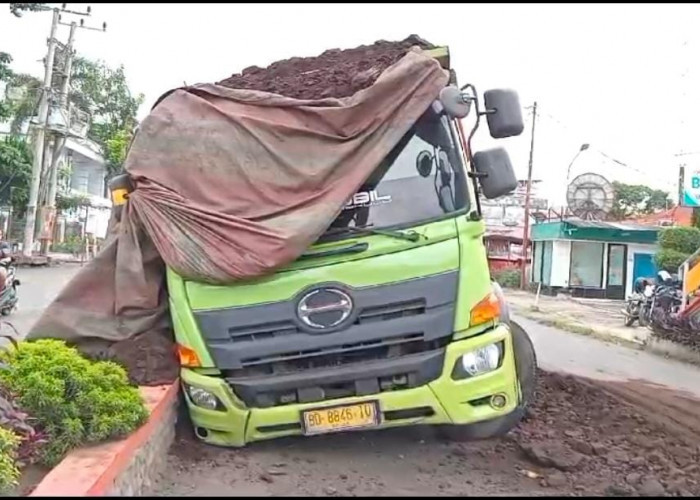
top-left (181, 323), bottom-right (519, 447)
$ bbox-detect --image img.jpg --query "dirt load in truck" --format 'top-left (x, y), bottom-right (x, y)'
top-left (28, 36), bottom-right (535, 445)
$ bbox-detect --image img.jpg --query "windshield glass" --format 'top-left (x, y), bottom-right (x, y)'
top-left (322, 102), bottom-right (469, 239)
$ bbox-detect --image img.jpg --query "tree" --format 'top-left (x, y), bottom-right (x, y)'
top-left (69, 58), bottom-right (144, 176)
top-left (0, 52), bottom-right (14, 121)
top-left (655, 226), bottom-right (700, 272)
top-left (0, 53), bottom-right (34, 217)
top-left (8, 3), bottom-right (48, 17)
top-left (0, 136), bottom-right (33, 217)
top-left (0, 46), bottom-right (142, 216)
top-left (104, 128), bottom-right (132, 175)
top-left (610, 181), bottom-right (674, 220)
top-left (4, 73), bottom-right (42, 134)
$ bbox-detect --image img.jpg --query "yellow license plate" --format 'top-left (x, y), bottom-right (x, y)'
top-left (301, 401), bottom-right (380, 435)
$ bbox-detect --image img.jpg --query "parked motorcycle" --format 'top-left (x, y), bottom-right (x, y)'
top-left (647, 271), bottom-right (684, 333)
top-left (0, 257), bottom-right (20, 316)
top-left (622, 277), bottom-right (654, 327)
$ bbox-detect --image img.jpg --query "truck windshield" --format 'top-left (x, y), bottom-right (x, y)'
top-left (321, 102), bottom-right (469, 240)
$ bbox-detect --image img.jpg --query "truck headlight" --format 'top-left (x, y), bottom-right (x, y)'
top-left (185, 385), bottom-right (224, 411)
top-left (452, 342), bottom-right (504, 379)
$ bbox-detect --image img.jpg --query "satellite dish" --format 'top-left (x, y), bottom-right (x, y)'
top-left (566, 172), bottom-right (614, 220)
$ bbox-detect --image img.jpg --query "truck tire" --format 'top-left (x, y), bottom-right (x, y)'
top-left (438, 320), bottom-right (537, 442)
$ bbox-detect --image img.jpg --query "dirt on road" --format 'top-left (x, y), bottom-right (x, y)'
top-left (150, 370), bottom-right (700, 496)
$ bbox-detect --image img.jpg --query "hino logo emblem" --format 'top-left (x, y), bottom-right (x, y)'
top-left (297, 288), bottom-right (354, 330)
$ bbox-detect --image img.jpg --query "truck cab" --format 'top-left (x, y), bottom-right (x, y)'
top-left (165, 48), bottom-right (537, 446)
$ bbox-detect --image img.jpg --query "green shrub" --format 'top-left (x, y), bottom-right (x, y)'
top-left (0, 428), bottom-right (20, 491)
top-left (658, 226), bottom-right (700, 254)
top-left (492, 268), bottom-right (521, 289)
top-left (50, 234), bottom-right (86, 255)
top-left (0, 386), bottom-right (46, 468)
top-left (655, 248), bottom-right (689, 273)
top-left (0, 340), bottom-right (148, 466)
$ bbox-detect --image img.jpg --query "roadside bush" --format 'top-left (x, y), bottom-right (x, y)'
top-left (492, 268), bottom-right (521, 289)
top-left (50, 234), bottom-right (85, 255)
top-left (0, 428), bottom-right (20, 491)
top-left (657, 226), bottom-right (700, 255)
top-left (655, 248), bottom-right (690, 273)
top-left (0, 386), bottom-right (46, 468)
top-left (0, 340), bottom-right (148, 466)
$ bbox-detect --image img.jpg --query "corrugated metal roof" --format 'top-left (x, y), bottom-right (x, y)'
top-left (564, 218), bottom-right (657, 232)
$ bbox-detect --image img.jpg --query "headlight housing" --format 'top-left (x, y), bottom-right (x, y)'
top-left (185, 384), bottom-right (224, 411)
top-left (452, 341), bottom-right (504, 379)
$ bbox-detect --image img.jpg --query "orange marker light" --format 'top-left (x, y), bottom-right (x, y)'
top-left (470, 292), bottom-right (501, 327)
top-left (176, 343), bottom-right (201, 367)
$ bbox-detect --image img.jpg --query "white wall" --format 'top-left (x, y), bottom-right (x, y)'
top-left (539, 239), bottom-right (658, 297)
top-left (625, 243), bottom-right (658, 296)
top-left (550, 240), bottom-right (572, 287)
top-left (84, 207), bottom-right (111, 238)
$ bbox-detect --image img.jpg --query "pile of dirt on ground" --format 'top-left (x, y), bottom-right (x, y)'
top-left (217, 35), bottom-right (436, 100)
top-left (652, 328), bottom-right (700, 352)
top-left (156, 369), bottom-right (700, 496)
top-left (511, 370), bottom-right (700, 496)
top-left (78, 328), bottom-right (179, 386)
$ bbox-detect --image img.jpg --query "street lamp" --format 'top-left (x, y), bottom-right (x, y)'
top-left (565, 143), bottom-right (590, 184)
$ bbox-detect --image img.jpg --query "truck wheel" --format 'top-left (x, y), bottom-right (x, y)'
top-left (438, 320), bottom-right (537, 442)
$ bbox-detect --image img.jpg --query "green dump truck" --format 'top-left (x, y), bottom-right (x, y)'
top-left (156, 46), bottom-right (537, 446)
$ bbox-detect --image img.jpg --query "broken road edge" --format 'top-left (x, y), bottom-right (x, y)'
top-left (29, 382), bottom-right (180, 496)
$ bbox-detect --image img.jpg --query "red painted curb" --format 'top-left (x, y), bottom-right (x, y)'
top-left (30, 381), bottom-right (180, 497)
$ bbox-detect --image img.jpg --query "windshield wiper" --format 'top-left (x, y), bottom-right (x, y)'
top-left (323, 224), bottom-right (422, 242)
top-left (300, 242), bottom-right (369, 260)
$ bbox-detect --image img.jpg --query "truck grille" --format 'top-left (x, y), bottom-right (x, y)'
top-left (194, 271), bottom-right (458, 407)
top-left (226, 298), bottom-right (426, 344)
top-left (232, 333), bottom-right (446, 376)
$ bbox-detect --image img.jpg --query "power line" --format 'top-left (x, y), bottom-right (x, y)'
top-left (534, 107), bottom-right (674, 188)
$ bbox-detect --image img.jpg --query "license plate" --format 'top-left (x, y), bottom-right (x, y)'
top-left (301, 401), bottom-right (380, 435)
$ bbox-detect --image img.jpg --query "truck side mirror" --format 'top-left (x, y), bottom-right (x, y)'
top-left (483, 89), bottom-right (524, 139)
top-left (472, 147), bottom-right (517, 199)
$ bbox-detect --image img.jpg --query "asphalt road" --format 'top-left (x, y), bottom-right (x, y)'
top-left (3, 264), bottom-right (80, 339)
top-left (514, 314), bottom-right (700, 398)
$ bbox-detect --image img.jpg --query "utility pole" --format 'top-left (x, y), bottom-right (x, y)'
top-left (520, 101), bottom-right (537, 290)
top-left (22, 7), bottom-right (60, 257)
top-left (40, 21), bottom-right (76, 255)
top-left (18, 4), bottom-right (104, 257)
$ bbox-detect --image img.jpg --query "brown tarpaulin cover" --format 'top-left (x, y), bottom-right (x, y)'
top-left (26, 49), bottom-right (449, 383)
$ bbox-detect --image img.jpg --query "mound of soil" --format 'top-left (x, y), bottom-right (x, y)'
top-left (652, 328), bottom-right (700, 352)
top-left (77, 328), bottom-right (179, 387)
top-left (512, 370), bottom-right (700, 496)
top-left (217, 35), bottom-right (436, 100)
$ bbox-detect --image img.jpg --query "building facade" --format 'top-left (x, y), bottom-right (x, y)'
top-left (58, 136), bottom-right (112, 240)
top-left (530, 219), bottom-right (659, 300)
top-left (482, 179), bottom-right (549, 272)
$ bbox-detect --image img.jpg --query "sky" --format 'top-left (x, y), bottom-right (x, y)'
top-left (2, 2), bottom-right (700, 207)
